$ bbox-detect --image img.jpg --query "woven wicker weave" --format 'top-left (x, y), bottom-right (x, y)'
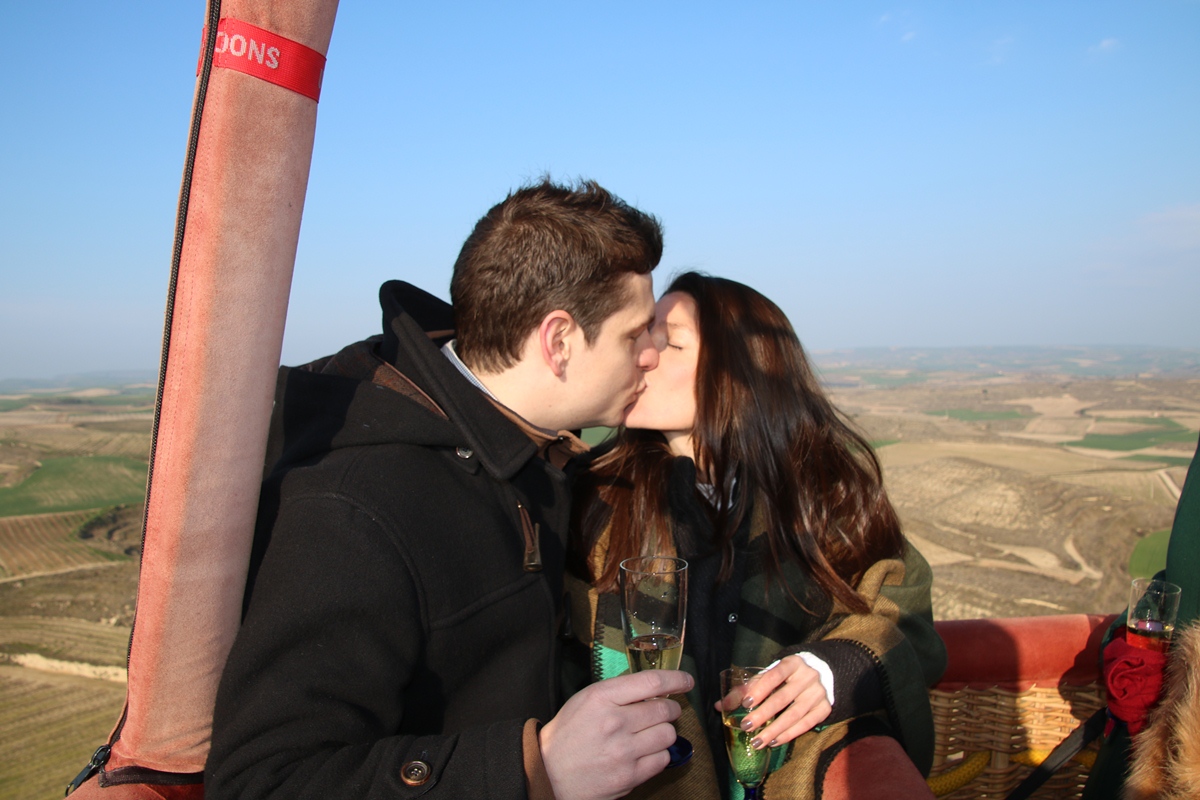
top-left (927, 682), bottom-right (1105, 799)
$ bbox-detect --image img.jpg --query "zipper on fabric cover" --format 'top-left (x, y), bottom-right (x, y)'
top-left (66, 744), bottom-right (111, 795)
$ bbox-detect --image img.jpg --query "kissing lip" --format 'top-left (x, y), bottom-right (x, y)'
top-left (623, 386), bottom-right (648, 417)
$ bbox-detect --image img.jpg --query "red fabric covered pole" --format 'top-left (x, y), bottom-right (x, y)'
top-left (70, 1), bottom-right (339, 794)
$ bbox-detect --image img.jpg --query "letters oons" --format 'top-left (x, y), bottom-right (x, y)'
top-left (214, 31), bottom-right (281, 69)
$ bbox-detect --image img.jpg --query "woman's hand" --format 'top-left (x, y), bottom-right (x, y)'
top-left (715, 656), bottom-right (832, 749)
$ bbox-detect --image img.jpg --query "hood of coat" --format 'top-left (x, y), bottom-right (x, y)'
top-left (264, 281), bottom-right (538, 481)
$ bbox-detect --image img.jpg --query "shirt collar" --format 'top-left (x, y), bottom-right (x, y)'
top-left (441, 339), bottom-right (589, 468)
top-left (441, 339), bottom-right (499, 401)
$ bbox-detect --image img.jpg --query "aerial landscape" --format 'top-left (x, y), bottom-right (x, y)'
top-left (4, 2), bottom-right (1197, 797)
top-left (1, 348), bottom-right (1196, 795)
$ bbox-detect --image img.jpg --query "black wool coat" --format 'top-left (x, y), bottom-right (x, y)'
top-left (205, 281), bottom-right (571, 799)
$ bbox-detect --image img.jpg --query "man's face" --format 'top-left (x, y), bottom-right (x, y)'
top-left (565, 272), bottom-right (659, 429)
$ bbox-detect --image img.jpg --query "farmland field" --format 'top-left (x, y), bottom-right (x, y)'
top-left (1128, 529), bottom-right (1171, 579)
top-left (832, 370), bottom-right (1198, 619)
top-left (0, 458), bottom-right (147, 517)
top-left (0, 617), bottom-right (130, 666)
top-left (0, 665), bottom-right (126, 800)
top-left (0, 421), bottom-right (152, 460)
top-left (0, 510), bottom-right (129, 579)
top-left (925, 408), bottom-right (1029, 421)
top-left (1064, 418), bottom-right (1198, 451)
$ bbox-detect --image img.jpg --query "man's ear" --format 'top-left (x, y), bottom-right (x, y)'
top-left (538, 310), bottom-right (576, 378)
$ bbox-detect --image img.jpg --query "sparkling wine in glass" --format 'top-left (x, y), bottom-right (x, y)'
top-left (1127, 577), bottom-right (1181, 652)
top-left (619, 556), bottom-right (692, 767)
top-left (720, 666), bottom-right (774, 799)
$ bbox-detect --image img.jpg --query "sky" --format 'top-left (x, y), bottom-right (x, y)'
top-left (2, 2), bottom-right (1198, 381)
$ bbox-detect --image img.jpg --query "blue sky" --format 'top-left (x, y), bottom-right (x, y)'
top-left (2, 2), bottom-right (1198, 380)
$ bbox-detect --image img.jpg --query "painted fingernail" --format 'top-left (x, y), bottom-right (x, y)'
top-left (769, 739), bottom-right (778, 747)
top-left (740, 719), bottom-right (755, 731)
top-left (742, 696), bottom-right (755, 708)
top-left (751, 737), bottom-right (765, 749)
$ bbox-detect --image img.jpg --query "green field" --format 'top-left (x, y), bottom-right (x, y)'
top-left (0, 457), bottom-right (147, 517)
top-left (925, 409), bottom-right (1029, 422)
top-left (0, 391), bottom-right (155, 413)
top-left (1128, 528), bottom-right (1171, 579)
top-left (1066, 417), bottom-right (1198, 452)
top-left (1121, 454), bottom-right (1195, 468)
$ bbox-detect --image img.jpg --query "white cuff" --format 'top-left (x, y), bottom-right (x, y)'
top-left (796, 652), bottom-right (835, 707)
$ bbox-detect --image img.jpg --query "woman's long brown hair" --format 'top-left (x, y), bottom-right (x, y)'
top-left (573, 272), bottom-right (904, 613)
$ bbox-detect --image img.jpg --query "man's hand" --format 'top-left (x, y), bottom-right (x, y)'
top-left (540, 669), bottom-right (694, 800)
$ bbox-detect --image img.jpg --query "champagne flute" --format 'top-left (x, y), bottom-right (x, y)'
top-left (619, 556), bottom-right (692, 767)
top-left (720, 666), bottom-right (774, 799)
top-left (1126, 577), bottom-right (1181, 652)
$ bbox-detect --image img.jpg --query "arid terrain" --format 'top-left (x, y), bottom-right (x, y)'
top-left (0, 352), bottom-right (1197, 798)
top-left (831, 374), bottom-right (1196, 620)
top-left (0, 388), bottom-right (150, 799)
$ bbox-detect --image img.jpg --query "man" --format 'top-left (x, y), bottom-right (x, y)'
top-left (205, 180), bottom-right (692, 799)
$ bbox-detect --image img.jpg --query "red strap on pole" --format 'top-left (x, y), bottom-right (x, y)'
top-left (198, 18), bottom-right (326, 102)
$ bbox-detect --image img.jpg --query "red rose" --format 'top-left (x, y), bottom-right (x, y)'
top-left (1103, 632), bottom-right (1168, 735)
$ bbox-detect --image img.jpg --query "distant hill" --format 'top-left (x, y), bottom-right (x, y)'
top-left (813, 346), bottom-right (1200, 384)
top-left (0, 371), bottom-right (158, 394)
top-left (4, 347), bottom-right (1199, 392)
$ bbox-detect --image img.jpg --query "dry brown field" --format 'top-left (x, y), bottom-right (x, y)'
top-left (0, 511), bottom-right (122, 580)
top-left (1, 418), bottom-right (152, 460)
top-left (0, 665), bottom-right (126, 800)
top-left (0, 617), bottom-right (131, 667)
top-left (833, 375), bottom-right (1199, 620)
top-left (0, 395), bottom-right (149, 796)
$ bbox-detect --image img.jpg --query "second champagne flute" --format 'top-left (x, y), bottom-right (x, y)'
top-left (719, 666), bottom-right (774, 799)
top-left (619, 555), bottom-right (692, 766)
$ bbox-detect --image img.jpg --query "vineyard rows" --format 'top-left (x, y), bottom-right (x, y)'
top-left (0, 617), bottom-right (130, 667)
top-left (0, 511), bottom-right (118, 578)
top-left (0, 665), bottom-right (126, 799)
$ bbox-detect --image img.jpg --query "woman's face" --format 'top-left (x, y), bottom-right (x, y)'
top-left (624, 291), bottom-right (700, 458)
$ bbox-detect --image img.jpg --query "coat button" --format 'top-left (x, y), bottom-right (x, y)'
top-left (400, 760), bottom-right (431, 786)
top-left (728, 613), bottom-right (738, 623)
top-left (455, 446), bottom-right (473, 459)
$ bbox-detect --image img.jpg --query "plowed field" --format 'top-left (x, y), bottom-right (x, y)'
top-left (0, 511), bottom-right (126, 580)
top-left (0, 665), bottom-right (125, 800)
top-left (0, 617), bottom-right (130, 666)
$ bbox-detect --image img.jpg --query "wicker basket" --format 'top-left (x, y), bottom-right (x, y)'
top-left (927, 683), bottom-right (1104, 798)
top-left (926, 614), bottom-right (1116, 799)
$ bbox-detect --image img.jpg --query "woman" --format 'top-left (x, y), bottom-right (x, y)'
top-left (567, 273), bottom-right (946, 799)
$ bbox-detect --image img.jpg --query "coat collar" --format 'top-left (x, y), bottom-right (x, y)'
top-left (377, 280), bottom-right (541, 481)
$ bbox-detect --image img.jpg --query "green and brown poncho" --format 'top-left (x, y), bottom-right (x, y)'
top-left (566, 461), bottom-right (946, 800)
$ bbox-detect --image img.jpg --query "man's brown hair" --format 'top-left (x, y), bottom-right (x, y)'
top-left (450, 179), bottom-right (663, 372)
